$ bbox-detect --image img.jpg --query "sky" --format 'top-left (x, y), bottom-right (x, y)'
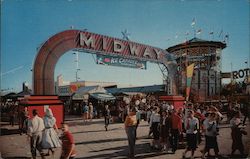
top-left (1, 0), bottom-right (250, 93)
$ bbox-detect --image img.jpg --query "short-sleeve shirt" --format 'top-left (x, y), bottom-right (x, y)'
top-left (124, 114), bottom-right (137, 127)
top-left (61, 131), bottom-right (76, 158)
top-left (83, 105), bottom-right (89, 113)
top-left (171, 113), bottom-right (182, 132)
top-left (185, 117), bottom-right (199, 134)
top-left (203, 119), bottom-right (217, 136)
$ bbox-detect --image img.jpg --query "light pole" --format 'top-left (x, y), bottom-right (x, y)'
top-left (73, 52), bottom-right (80, 82)
top-left (245, 61), bottom-right (248, 83)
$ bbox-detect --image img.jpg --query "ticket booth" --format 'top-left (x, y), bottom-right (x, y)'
top-left (19, 95), bottom-right (64, 128)
top-left (159, 95), bottom-right (185, 111)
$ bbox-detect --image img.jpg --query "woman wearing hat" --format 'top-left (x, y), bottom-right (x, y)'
top-left (42, 108), bottom-right (61, 156)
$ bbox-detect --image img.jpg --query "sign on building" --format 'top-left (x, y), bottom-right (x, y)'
top-left (96, 54), bottom-right (147, 69)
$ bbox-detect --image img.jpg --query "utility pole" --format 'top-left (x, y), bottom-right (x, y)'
top-left (73, 52), bottom-right (80, 82)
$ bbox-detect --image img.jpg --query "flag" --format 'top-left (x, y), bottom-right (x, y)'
top-left (218, 29), bottom-right (223, 37)
top-left (225, 34), bottom-right (229, 39)
top-left (175, 34), bottom-right (178, 39)
top-left (224, 34), bottom-right (229, 43)
top-left (186, 63), bottom-right (195, 101)
top-left (191, 18), bottom-right (196, 27)
top-left (196, 29), bottom-right (202, 35)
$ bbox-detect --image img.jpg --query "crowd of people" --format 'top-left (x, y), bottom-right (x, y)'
top-left (0, 97), bottom-right (249, 159)
top-left (123, 97), bottom-right (249, 159)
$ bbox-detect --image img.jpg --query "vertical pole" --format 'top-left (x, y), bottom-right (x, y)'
top-left (73, 51), bottom-right (80, 82)
top-left (193, 28), bottom-right (196, 38)
top-left (230, 62), bottom-right (233, 84)
top-left (207, 68), bottom-right (210, 98)
top-left (198, 62), bottom-right (200, 102)
top-left (215, 71), bottom-right (217, 95)
top-left (180, 55), bottom-right (183, 95)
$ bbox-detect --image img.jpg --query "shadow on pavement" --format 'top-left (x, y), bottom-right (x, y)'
top-left (3, 157), bottom-right (31, 159)
top-left (77, 143), bottom-right (169, 159)
top-left (66, 119), bottom-right (106, 127)
top-left (72, 127), bottom-right (122, 134)
top-left (0, 128), bottom-right (20, 136)
top-left (75, 137), bottom-right (127, 145)
top-left (72, 129), bottom-right (105, 134)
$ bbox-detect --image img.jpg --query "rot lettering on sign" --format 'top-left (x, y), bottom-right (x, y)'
top-left (232, 68), bottom-right (250, 79)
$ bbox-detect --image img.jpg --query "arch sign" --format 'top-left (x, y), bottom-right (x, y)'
top-left (33, 30), bottom-right (177, 95)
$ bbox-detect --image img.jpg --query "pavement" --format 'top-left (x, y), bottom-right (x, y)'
top-left (0, 116), bottom-right (250, 159)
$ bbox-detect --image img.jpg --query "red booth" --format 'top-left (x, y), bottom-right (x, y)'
top-left (19, 95), bottom-right (64, 128)
top-left (159, 95), bottom-right (185, 111)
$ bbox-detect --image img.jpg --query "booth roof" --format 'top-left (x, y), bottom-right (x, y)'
top-left (74, 85), bottom-right (106, 95)
top-left (106, 85), bottom-right (165, 94)
top-left (89, 92), bottom-right (116, 101)
top-left (72, 85), bottom-right (107, 100)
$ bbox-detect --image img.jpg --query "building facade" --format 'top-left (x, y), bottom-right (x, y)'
top-left (55, 75), bottom-right (117, 96)
top-left (167, 38), bottom-right (226, 101)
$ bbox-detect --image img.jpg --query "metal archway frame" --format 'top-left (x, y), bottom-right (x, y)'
top-left (33, 30), bottom-right (178, 95)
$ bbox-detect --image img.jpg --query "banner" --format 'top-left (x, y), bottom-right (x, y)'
top-left (96, 54), bottom-right (147, 69)
top-left (186, 63), bottom-right (195, 101)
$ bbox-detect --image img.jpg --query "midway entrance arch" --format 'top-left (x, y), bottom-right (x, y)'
top-left (33, 29), bottom-right (178, 95)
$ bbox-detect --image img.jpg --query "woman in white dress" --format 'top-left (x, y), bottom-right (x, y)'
top-left (42, 108), bottom-right (61, 155)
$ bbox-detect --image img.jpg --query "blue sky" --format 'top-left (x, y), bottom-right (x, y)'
top-left (1, 0), bottom-right (250, 92)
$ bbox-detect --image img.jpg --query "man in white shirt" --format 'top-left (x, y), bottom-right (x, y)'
top-left (27, 109), bottom-right (45, 159)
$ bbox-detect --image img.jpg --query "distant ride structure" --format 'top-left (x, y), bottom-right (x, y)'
top-left (167, 38), bottom-right (227, 102)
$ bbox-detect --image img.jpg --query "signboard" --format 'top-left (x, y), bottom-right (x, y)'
top-left (79, 32), bottom-right (166, 62)
top-left (232, 68), bottom-right (250, 79)
top-left (33, 29), bottom-right (177, 95)
top-left (221, 72), bottom-right (231, 78)
top-left (222, 68), bottom-right (250, 79)
top-left (96, 54), bottom-right (147, 69)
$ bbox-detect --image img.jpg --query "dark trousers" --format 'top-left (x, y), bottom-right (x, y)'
top-left (10, 116), bottom-right (14, 126)
top-left (30, 132), bottom-right (43, 158)
top-left (243, 115), bottom-right (249, 125)
top-left (61, 156), bottom-right (75, 159)
top-left (135, 120), bottom-right (140, 138)
top-left (127, 126), bottom-right (137, 157)
top-left (105, 116), bottom-right (110, 127)
top-left (204, 135), bottom-right (219, 153)
top-left (20, 118), bottom-right (28, 133)
top-left (171, 129), bottom-right (179, 152)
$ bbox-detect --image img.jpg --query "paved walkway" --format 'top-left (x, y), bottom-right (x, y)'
top-left (0, 116), bottom-right (249, 159)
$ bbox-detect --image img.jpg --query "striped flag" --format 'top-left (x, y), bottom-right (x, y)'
top-left (186, 63), bottom-right (195, 101)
